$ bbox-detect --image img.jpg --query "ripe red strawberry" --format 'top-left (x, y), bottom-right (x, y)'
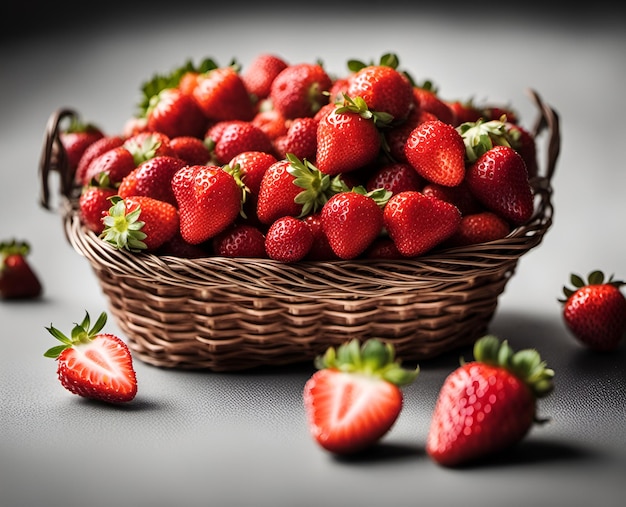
top-left (75, 135), bottom-right (124, 185)
top-left (157, 232), bottom-right (208, 259)
top-left (445, 211), bottom-right (511, 247)
top-left (315, 97), bottom-right (386, 176)
top-left (241, 53), bottom-right (289, 101)
top-left (303, 214), bottom-right (337, 261)
top-left (364, 237), bottom-right (403, 260)
top-left (384, 107), bottom-right (438, 163)
top-left (303, 338), bottom-right (419, 455)
top-left (192, 66), bottom-right (255, 122)
top-left (78, 176), bottom-right (117, 234)
top-left (507, 123), bottom-right (539, 179)
top-left (123, 131), bottom-right (176, 165)
top-left (145, 87), bottom-right (208, 139)
top-left (212, 223), bottom-right (267, 258)
top-left (44, 311), bottom-right (137, 403)
top-left (0, 239), bottom-right (43, 299)
top-left (320, 190), bottom-right (388, 260)
top-left (421, 181), bottom-right (483, 216)
top-left (366, 162), bottom-right (423, 194)
top-left (273, 116), bottom-right (318, 161)
top-left (270, 62), bottom-right (332, 119)
top-left (446, 99), bottom-right (482, 126)
top-left (81, 144), bottom-right (136, 186)
top-left (346, 62), bottom-right (414, 122)
top-left (169, 135), bottom-right (211, 166)
top-left (383, 191), bottom-right (461, 257)
top-left (101, 195), bottom-right (179, 252)
top-left (229, 150), bottom-right (278, 197)
top-left (560, 271), bottom-right (626, 351)
top-left (412, 85), bottom-right (456, 125)
top-left (59, 117), bottom-right (104, 173)
top-left (205, 120), bottom-right (274, 165)
top-left (264, 216), bottom-right (313, 263)
top-left (404, 119), bottom-right (466, 187)
top-left (251, 108), bottom-right (289, 140)
top-left (465, 145), bottom-right (534, 225)
top-left (426, 335), bottom-right (554, 467)
top-left (256, 155), bottom-right (332, 225)
top-left (171, 164), bottom-right (242, 244)
top-left (118, 155), bottom-right (187, 206)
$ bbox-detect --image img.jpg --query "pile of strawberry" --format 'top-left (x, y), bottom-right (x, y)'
top-left (63, 52), bottom-right (539, 262)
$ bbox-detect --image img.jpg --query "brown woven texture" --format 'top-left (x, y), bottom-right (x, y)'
top-left (39, 89), bottom-right (560, 371)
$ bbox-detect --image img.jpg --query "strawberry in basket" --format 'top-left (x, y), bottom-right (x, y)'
top-left (303, 338), bottom-right (419, 455)
top-left (44, 311), bottom-right (138, 403)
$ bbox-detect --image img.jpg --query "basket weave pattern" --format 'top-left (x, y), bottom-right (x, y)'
top-left (40, 90), bottom-right (560, 371)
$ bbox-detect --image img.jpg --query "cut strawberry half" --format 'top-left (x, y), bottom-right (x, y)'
top-left (44, 311), bottom-right (137, 403)
top-left (303, 338), bottom-right (419, 454)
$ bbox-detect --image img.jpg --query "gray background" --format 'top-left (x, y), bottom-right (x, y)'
top-left (1, 2), bottom-right (625, 506)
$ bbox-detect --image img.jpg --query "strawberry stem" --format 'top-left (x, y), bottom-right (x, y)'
top-left (473, 335), bottom-right (554, 398)
top-left (44, 311), bottom-right (108, 358)
top-left (314, 338), bottom-right (419, 387)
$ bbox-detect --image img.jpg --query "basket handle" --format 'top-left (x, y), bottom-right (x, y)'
top-left (39, 108), bottom-right (79, 211)
top-left (527, 88), bottom-right (560, 185)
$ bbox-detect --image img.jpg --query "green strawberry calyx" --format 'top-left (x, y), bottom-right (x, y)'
top-left (471, 335), bottom-right (554, 399)
top-left (457, 118), bottom-right (519, 163)
top-left (44, 311), bottom-right (108, 359)
top-left (101, 196), bottom-right (147, 252)
top-left (560, 270), bottom-right (625, 303)
top-left (314, 338), bottom-right (419, 387)
top-left (1, 239), bottom-right (31, 264)
top-left (286, 153), bottom-right (333, 217)
top-left (335, 93), bottom-right (394, 127)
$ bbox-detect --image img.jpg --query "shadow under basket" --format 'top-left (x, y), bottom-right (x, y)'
top-left (39, 89), bottom-right (560, 371)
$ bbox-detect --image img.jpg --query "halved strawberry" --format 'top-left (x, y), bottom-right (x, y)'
top-left (303, 338), bottom-right (419, 455)
top-left (44, 311), bottom-right (137, 404)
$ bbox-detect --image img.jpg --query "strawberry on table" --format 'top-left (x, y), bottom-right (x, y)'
top-left (426, 335), bottom-right (555, 467)
top-left (303, 338), bottom-right (419, 455)
top-left (560, 271), bottom-right (626, 351)
top-left (0, 239), bottom-right (43, 300)
top-left (44, 311), bottom-right (137, 403)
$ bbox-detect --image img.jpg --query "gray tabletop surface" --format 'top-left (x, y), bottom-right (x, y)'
top-left (1, 3), bottom-right (625, 506)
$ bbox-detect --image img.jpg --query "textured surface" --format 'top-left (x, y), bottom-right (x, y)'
top-left (1, 3), bottom-right (625, 506)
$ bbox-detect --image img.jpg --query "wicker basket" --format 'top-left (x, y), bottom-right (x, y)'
top-left (39, 89), bottom-right (560, 371)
